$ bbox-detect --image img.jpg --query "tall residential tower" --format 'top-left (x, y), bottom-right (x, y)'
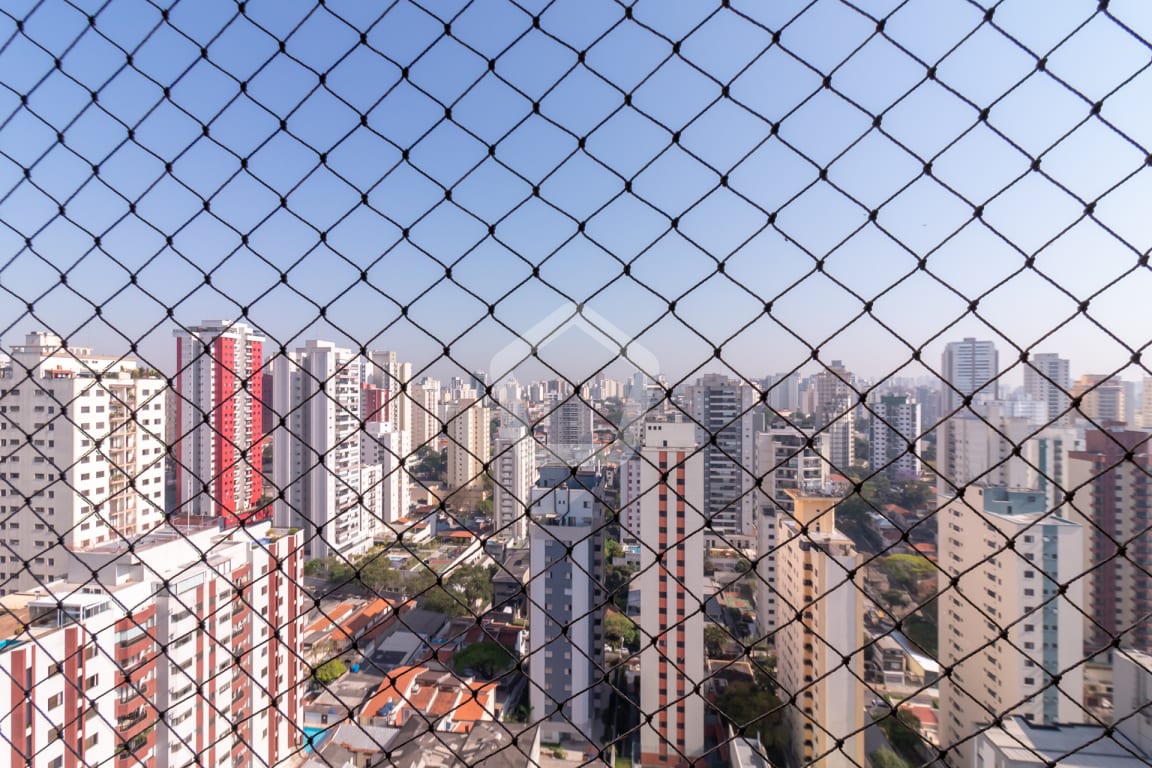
top-left (174, 320), bottom-right (266, 522)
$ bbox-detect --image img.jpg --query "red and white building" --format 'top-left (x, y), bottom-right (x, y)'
top-left (637, 421), bottom-right (705, 767)
top-left (0, 522), bottom-right (306, 768)
top-left (174, 321), bottom-right (266, 524)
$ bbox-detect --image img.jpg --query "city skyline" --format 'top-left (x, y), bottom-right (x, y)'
top-left (0, 1), bottom-right (1150, 766)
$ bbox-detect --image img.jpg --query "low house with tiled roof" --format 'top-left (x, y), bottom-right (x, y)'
top-left (440, 617), bottom-right (528, 661)
top-left (358, 664), bottom-right (498, 733)
top-left (304, 596), bottom-right (409, 663)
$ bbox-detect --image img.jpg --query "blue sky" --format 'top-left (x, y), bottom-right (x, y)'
top-left (0, 0), bottom-right (1149, 389)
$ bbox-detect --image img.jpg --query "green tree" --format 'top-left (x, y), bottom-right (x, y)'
top-left (604, 538), bottom-right (624, 562)
top-left (313, 658), bottom-right (347, 683)
top-left (880, 554), bottom-right (936, 592)
top-left (604, 611), bottom-right (638, 648)
top-left (879, 708), bottom-right (925, 761)
top-left (358, 554), bottom-right (401, 592)
top-left (712, 680), bottom-right (788, 766)
top-left (422, 585), bottom-right (470, 617)
top-left (881, 589), bottom-right (909, 608)
top-left (834, 494), bottom-right (883, 553)
top-left (903, 597), bottom-right (939, 657)
top-left (605, 563), bottom-right (636, 613)
top-left (704, 624), bottom-right (730, 657)
top-left (446, 562), bottom-right (494, 608)
top-left (893, 480), bottom-right (933, 512)
top-left (453, 641), bottom-right (515, 679)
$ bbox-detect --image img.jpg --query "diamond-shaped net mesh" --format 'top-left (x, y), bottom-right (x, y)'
top-left (0, 0), bottom-right (1150, 767)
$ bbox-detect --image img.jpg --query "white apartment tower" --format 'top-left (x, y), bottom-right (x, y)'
top-left (813, 361), bottom-right (857, 473)
top-left (273, 340), bottom-right (381, 558)
top-left (938, 486), bottom-right (1086, 768)
top-left (937, 404), bottom-right (1038, 493)
top-left (753, 427), bottom-right (829, 635)
top-left (361, 421), bottom-right (412, 526)
top-left (686, 374), bottom-right (755, 541)
top-left (619, 450), bottom-right (643, 544)
top-left (527, 483), bottom-right (605, 744)
top-left (941, 337), bottom-right (1000, 415)
top-left (492, 425), bottom-right (535, 541)
top-left (0, 332), bottom-right (167, 592)
top-left (365, 350), bottom-right (413, 434)
top-left (637, 421), bottom-right (705, 768)
top-left (173, 320), bottom-right (266, 522)
top-left (445, 396), bottom-right (490, 490)
top-left (870, 394), bottom-right (922, 478)
top-left (775, 485), bottom-right (864, 768)
top-left (408, 377), bottom-right (442, 452)
top-left (548, 394), bottom-right (596, 465)
top-left (1023, 353), bottom-right (1071, 426)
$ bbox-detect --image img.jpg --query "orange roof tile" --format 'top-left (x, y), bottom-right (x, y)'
top-left (305, 601), bottom-right (357, 634)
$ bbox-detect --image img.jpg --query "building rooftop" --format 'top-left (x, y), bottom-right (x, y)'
top-left (978, 716), bottom-right (1150, 767)
top-left (492, 549), bottom-right (530, 584)
top-left (303, 722), bottom-right (401, 768)
top-left (383, 717), bottom-right (540, 768)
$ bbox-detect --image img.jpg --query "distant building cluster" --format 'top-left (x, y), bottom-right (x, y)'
top-left (0, 325), bottom-right (1151, 768)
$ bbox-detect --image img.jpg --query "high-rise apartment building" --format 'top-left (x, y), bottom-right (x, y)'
top-left (765, 371), bottom-right (800, 412)
top-left (492, 425), bottom-right (535, 541)
top-left (774, 485), bottom-right (863, 768)
top-left (686, 374), bottom-right (755, 541)
top-left (1023, 353), bottom-right (1071, 426)
top-left (616, 450), bottom-right (641, 544)
top-left (0, 522), bottom-right (305, 768)
top-left (527, 481), bottom-right (605, 744)
top-left (548, 393), bottom-right (595, 465)
top-left (937, 404), bottom-right (1037, 492)
top-left (813, 361), bottom-right (856, 472)
top-left (0, 333), bottom-right (167, 592)
top-left (915, 383), bottom-right (942, 431)
top-left (941, 337), bottom-right (999, 415)
top-left (637, 421), bottom-right (705, 768)
top-left (1068, 428), bottom-right (1152, 653)
top-left (1030, 425), bottom-right (1085, 517)
top-left (409, 377), bottom-right (442, 452)
top-left (173, 320), bottom-right (266, 522)
top-left (753, 427), bottom-right (829, 634)
top-left (445, 397), bottom-right (490, 490)
top-left (364, 351), bottom-right (413, 434)
top-left (870, 394), bottom-right (922, 478)
top-left (1070, 374), bottom-right (1128, 425)
top-left (272, 340), bottom-right (381, 558)
top-left (362, 421), bottom-right (412, 526)
top-left (938, 487), bottom-right (1085, 768)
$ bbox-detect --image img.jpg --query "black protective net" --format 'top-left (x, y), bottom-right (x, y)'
top-left (0, 1), bottom-right (1150, 767)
